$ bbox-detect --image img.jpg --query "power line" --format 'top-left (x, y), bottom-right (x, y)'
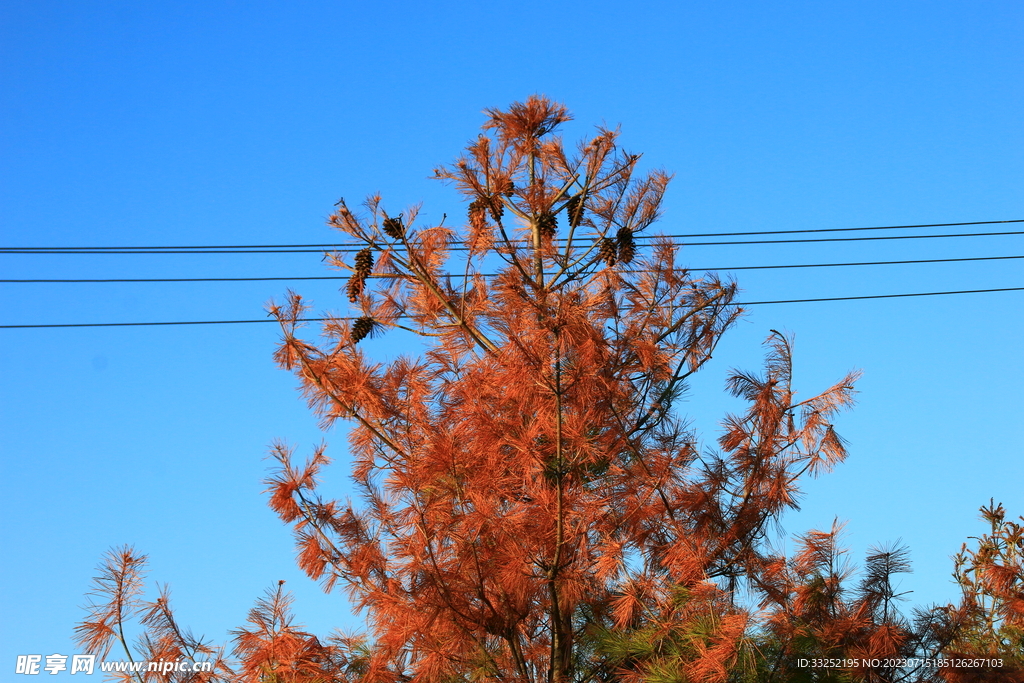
top-left (2, 230), bottom-right (1022, 254)
top-left (1, 275), bottom-right (348, 283)
top-left (739, 287), bottom-right (1024, 304)
top-left (3, 286), bottom-right (1022, 329)
top-left (660, 219), bottom-right (1024, 238)
top-left (2, 220), bottom-right (1022, 254)
top-left (3, 254), bottom-right (1023, 283)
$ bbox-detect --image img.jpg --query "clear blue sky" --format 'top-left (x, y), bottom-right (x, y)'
top-left (1, 0), bottom-right (1021, 676)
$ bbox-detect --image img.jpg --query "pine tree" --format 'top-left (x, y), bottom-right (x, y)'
top-left (262, 96), bottom-right (861, 683)
top-left (87, 97), bottom-right (1017, 682)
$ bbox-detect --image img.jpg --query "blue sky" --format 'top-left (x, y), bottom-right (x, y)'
top-left (1, 0), bottom-right (1022, 676)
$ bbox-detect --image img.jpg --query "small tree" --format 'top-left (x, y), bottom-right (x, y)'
top-left (263, 96), bottom-right (861, 683)
top-left (750, 527), bottom-right (922, 682)
top-left (925, 501), bottom-right (1024, 683)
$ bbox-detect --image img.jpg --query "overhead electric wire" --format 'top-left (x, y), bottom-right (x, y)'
top-left (1, 275), bottom-right (349, 283)
top-left (2, 219), bottom-right (1022, 254)
top-left (4, 254), bottom-right (1024, 283)
top-left (3, 286), bottom-right (1022, 329)
top-left (2, 230), bottom-right (1023, 254)
top-left (653, 219), bottom-right (1024, 238)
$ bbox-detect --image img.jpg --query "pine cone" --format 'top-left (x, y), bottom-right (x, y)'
top-left (351, 316), bottom-right (377, 344)
top-left (354, 247), bottom-right (373, 277)
top-left (500, 179), bottom-right (515, 197)
top-left (565, 194), bottom-right (585, 227)
top-left (537, 212), bottom-right (557, 240)
top-left (382, 216), bottom-right (404, 239)
top-left (468, 199), bottom-right (487, 229)
top-left (346, 276), bottom-right (364, 303)
top-left (616, 227), bottom-right (635, 264)
top-left (598, 237), bottom-right (617, 267)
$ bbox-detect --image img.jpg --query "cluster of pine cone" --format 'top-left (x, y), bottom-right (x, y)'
top-left (538, 192), bottom-right (585, 240)
top-left (346, 247), bottom-right (374, 303)
top-left (469, 197), bottom-right (504, 222)
top-left (598, 228), bottom-right (636, 267)
top-left (467, 181), bottom-right (514, 225)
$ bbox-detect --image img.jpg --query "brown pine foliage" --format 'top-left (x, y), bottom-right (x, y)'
top-left (74, 546), bottom-right (232, 682)
top-left (76, 546), bottom-right (148, 662)
top-left (232, 582), bottom-right (351, 683)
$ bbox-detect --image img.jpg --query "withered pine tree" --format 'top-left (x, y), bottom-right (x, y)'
top-left (265, 96), bottom-right (860, 683)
